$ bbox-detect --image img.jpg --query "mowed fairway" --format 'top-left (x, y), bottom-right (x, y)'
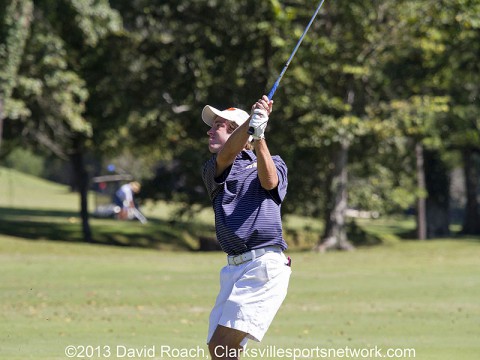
top-left (1, 167), bottom-right (479, 359)
top-left (1, 236), bottom-right (479, 360)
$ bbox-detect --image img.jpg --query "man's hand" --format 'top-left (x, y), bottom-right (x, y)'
top-left (252, 95), bottom-right (273, 115)
top-left (249, 95), bottom-right (273, 140)
top-left (249, 109), bottom-right (269, 140)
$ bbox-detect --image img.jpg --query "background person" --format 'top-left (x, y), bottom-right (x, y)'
top-left (113, 181), bottom-right (141, 220)
top-left (201, 95), bottom-right (291, 360)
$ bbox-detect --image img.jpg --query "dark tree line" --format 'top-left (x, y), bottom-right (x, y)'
top-left (1, 0), bottom-right (479, 247)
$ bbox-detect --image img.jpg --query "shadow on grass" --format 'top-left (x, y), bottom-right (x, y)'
top-left (0, 207), bottom-right (214, 250)
top-left (347, 220), bottom-right (383, 246)
top-left (381, 219), bottom-right (480, 242)
top-left (397, 230), bottom-right (480, 242)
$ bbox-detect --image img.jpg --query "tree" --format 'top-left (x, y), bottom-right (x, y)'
top-left (271, 0), bottom-right (386, 250)
top-left (369, 0), bottom-right (480, 239)
top-left (0, 0), bottom-right (33, 153)
top-left (4, 0), bottom-right (478, 247)
top-left (107, 0), bottom-right (287, 208)
top-left (440, 1), bottom-right (480, 234)
top-left (461, 148), bottom-right (480, 234)
top-left (102, 0), bottom-right (480, 242)
top-left (2, 0), bottom-right (122, 242)
top-left (314, 140), bottom-right (353, 252)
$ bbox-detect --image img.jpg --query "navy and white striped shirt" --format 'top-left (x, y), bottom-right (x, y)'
top-left (202, 150), bottom-right (288, 256)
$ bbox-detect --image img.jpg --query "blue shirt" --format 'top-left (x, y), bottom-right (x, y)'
top-left (202, 150), bottom-right (288, 256)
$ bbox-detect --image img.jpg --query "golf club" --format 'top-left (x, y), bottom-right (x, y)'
top-left (248, 0), bottom-right (326, 135)
top-left (131, 208), bottom-right (148, 224)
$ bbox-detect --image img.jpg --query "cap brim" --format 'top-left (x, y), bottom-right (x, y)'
top-left (202, 105), bottom-right (223, 127)
top-left (202, 105), bottom-right (251, 129)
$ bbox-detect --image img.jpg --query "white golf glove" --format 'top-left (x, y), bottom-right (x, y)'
top-left (249, 108), bottom-right (269, 140)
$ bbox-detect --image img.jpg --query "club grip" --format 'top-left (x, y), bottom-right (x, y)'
top-left (267, 81), bottom-right (279, 101)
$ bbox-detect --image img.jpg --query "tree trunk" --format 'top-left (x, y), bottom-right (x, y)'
top-left (314, 140), bottom-right (354, 252)
top-left (461, 148), bottom-right (480, 234)
top-left (424, 149), bottom-right (450, 238)
top-left (0, 98), bottom-right (4, 151)
top-left (70, 136), bottom-right (93, 243)
top-left (415, 142), bottom-right (427, 240)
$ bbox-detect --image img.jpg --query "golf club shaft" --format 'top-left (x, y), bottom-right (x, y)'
top-left (248, 0), bottom-right (326, 135)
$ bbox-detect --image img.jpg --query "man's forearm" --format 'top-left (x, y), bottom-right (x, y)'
top-left (255, 138), bottom-right (278, 190)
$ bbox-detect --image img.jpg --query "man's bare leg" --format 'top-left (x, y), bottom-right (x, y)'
top-left (208, 325), bottom-right (248, 360)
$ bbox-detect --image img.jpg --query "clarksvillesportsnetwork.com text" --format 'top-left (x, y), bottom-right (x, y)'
top-left (212, 345), bottom-right (416, 359)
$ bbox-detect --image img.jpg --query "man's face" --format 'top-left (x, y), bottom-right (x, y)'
top-left (207, 116), bottom-right (231, 153)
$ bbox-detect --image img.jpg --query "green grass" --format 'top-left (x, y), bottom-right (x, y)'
top-left (0, 167), bottom-right (212, 250)
top-left (0, 167), bottom-right (93, 211)
top-left (1, 237), bottom-right (479, 360)
top-left (1, 167), bottom-right (480, 359)
top-left (0, 167), bottom-right (377, 250)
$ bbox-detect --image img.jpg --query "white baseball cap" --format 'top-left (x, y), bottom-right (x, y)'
top-left (202, 106), bottom-right (250, 127)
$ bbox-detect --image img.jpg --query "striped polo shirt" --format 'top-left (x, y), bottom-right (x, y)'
top-left (202, 150), bottom-right (288, 256)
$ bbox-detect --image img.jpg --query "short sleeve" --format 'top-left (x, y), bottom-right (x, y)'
top-left (269, 156), bottom-right (288, 204)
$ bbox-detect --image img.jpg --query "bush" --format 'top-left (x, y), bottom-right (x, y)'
top-left (4, 148), bottom-right (45, 177)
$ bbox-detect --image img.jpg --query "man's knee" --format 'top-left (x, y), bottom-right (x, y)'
top-left (208, 342), bottom-right (225, 359)
top-left (209, 343), bottom-right (241, 360)
top-left (208, 325), bottom-right (246, 360)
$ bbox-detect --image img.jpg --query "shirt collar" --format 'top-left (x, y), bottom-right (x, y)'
top-left (238, 149), bottom-right (256, 161)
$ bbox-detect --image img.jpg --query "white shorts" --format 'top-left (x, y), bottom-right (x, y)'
top-left (207, 251), bottom-right (291, 345)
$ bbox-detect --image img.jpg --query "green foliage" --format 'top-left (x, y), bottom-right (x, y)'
top-left (349, 163), bottom-right (417, 214)
top-left (5, 26), bottom-right (89, 157)
top-left (3, 147), bottom-right (44, 177)
top-left (68, 0), bottom-right (122, 46)
top-left (0, 0), bottom-right (33, 117)
top-left (2, 0), bottom-right (123, 158)
top-left (380, 96), bottom-right (450, 143)
top-left (1, 0), bottom-right (479, 227)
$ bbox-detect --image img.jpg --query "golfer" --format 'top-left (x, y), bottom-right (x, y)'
top-left (113, 181), bottom-right (141, 220)
top-left (201, 95), bottom-right (291, 360)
